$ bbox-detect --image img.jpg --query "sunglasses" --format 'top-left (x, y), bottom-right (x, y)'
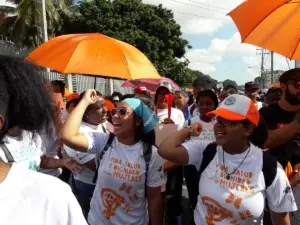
top-left (111, 107), bottom-right (130, 117)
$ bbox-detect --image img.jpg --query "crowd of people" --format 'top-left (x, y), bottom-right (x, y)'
top-left (1, 54), bottom-right (300, 225)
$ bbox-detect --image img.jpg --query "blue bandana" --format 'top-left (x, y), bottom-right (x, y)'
top-left (123, 98), bottom-right (158, 133)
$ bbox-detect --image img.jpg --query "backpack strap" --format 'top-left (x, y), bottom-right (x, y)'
top-left (0, 142), bottom-right (14, 163)
top-left (143, 142), bottom-right (152, 197)
top-left (262, 151), bottom-right (277, 189)
top-left (92, 133), bottom-right (115, 184)
top-left (199, 143), bottom-right (218, 176)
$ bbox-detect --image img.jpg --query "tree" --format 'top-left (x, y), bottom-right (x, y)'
top-left (58, 0), bottom-right (193, 86)
top-left (223, 79), bottom-right (238, 89)
top-left (190, 70), bottom-right (218, 89)
top-left (0, 0), bottom-right (70, 47)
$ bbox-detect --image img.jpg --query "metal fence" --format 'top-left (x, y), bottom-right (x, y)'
top-left (42, 70), bottom-right (132, 96)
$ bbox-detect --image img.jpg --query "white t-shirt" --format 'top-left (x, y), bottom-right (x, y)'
top-left (0, 164), bottom-right (87, 225)
top-left (185, 116), bottom-right (216, 142)
top-left (39, 125), bottom-right (62, 177)
top-left (83, 132), bottom-right (164, 225)
top-left (0, 131), bottom-right (42, 171)
top-left (182, 140), bottom-right (297, 225)
top-left (64, 121), bottom-right (113, 185)
top-left (156, 107), bottom-right (185, 130)
top-left (189, 103), bottom-right (200, 118)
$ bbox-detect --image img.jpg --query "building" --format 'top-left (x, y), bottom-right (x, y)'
top-left (263, 70), bottom-right (285, 87)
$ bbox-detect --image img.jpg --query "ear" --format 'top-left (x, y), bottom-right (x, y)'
top-left (245, 124), bottom-right (255, 137)
top-left (280, 83), bottom-right (286, 92)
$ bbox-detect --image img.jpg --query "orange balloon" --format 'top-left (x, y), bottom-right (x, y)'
top-left (229, 0), bottom-right (300, 59)
top-left (105, 99), bottom-right (114, 111)
top-left (26, 33), bottom-right (161, 79)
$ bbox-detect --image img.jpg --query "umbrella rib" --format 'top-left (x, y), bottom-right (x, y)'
top-left (242, 2), bottom-right (287, 42)
top-left (291, 35), bottom-right (300, 59)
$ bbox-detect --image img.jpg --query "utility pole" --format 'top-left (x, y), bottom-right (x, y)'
top-left (256, 49), bottom-right (271, 88)
top-left (41, 0), bottom-right (48, 43)
top-left (296, 60), bottom-right (300, 68)
top-left (271, 51), bottom-right (274, 84)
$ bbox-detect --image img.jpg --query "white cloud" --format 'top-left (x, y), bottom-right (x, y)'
top-left (144, 0), bottom-right (243, 35)
top-left (185, 32), bottom-right (293, 81)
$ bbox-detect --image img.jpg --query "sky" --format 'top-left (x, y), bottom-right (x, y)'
top-left (144, 0), bottom-right (294, 85)
top-left (0, 0), bottom-right (294, 85)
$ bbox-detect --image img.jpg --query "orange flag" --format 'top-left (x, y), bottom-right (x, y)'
top-left (285, 162), bottom-right (294, 180)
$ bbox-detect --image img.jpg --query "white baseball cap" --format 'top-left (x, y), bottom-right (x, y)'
top-left (207, 94), bottom-right (260, 126)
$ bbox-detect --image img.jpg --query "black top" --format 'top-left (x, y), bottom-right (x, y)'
top-left (259, 103), bottom-right (300, 168)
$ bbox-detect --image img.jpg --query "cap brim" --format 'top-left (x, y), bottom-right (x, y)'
top-left (207, 108), bottom-right (246, 121)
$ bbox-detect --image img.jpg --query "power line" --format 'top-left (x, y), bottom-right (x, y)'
top-left (171, 0), bottom-right (228, 14)
top-left (175, 11), bottom-right (226, 20)
top-left (187, 0), bottom-right (231, 11)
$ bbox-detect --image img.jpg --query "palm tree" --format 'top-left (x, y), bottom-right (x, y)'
top-left (0, 0), bottom-right (71, 47)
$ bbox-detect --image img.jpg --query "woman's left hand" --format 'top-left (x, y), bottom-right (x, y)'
top-left (63, 158), bottom-right (84, 173)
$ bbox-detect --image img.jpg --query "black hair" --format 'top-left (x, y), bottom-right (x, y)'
top-left (154, 86), bottom-right (171, 106)
top-left (224, 85), bottom-right (238, 92)
top-left (242, 117), bottom-right (268, 149)
top-left (279, 68), bottom-right (300, 84)
top-left (196, 89), bottom-right (219, 108)
top-left (111, 92), bottom-right (123, 102)
top-left (51, 80), bottom-right (65, 95)
top-left (192, 77), bottom-right (202, 88)
top-left (186, 91), bottom-right (194, 106)
top-left (0, 55), bottom-right (54, 140)
top-left (133, 113), bottom-right (156, 147)
top-left (121, 94), bottom-right (135, 101)
top-left (66, 99), bottom-right (78, 110)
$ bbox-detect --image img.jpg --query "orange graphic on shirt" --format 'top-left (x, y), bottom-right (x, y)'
top-left (239, 210), bottom-right (253, 220)
top-left (101, 188), bottom-right (125, 220)
top-left (225, 192), bottom-right (242, 209)
top-left (202, 196), bottom-right (234, 225)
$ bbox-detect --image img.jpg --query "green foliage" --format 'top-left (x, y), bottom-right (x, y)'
top-left (222, 79), bottom-right (238, 88)
top-left (0, 0), bottom-right (70, 47)
top-left (58, 0), bottom-right (196, 86)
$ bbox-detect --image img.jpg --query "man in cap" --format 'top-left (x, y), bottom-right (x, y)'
top-left (259, 68), bottom-right (300, 225)
top-left (245, 81), bottom-right (262, 110)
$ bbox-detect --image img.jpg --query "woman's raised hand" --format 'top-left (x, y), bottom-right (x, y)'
top-left (82, 89), bottom-right (98, 105)
top-left (191, 122), bottom-right (202, 137)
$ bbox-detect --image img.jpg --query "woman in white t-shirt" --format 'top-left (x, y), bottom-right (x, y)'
top-left (60, 89), bottom-right (164, 225)
top-left (184, 89), bottom-right (219, 214)
top-left (64, 90), bottom-right (113, 218)
top-left (158, 94), bottom-right (297, 225)
top-left (0, 56), bottom-right (86, 225)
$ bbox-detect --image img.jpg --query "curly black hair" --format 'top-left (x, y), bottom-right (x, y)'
top-left (0, 55), bottom-right (54, 140)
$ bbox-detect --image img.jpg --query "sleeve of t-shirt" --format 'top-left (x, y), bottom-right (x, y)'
top-left (177, 110), bottom-right (185, 130)
top-left (181, 139), bottom-right (210, 171)
top-left (146, 147), bottom-right (164, 188)
top-left (58, 184), bottom-right (88, 225)
top-left (266, 162), bottom-right (298, 213)
top-left (83, 132), bottom-right (110, 154)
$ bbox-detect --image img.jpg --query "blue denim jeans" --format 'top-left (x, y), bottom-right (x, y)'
top-left (69, 175), bottom-right (95, 218)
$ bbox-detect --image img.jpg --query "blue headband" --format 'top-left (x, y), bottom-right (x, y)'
top-left (123, 98), bottom-right (158, 133)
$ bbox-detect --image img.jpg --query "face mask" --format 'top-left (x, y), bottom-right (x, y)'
top-left (285, 87), bottom-right (300, 105)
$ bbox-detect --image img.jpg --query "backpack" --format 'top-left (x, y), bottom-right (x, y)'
top-left (189, 143), bottom-right (277, 209)
top-left (92, 133), bottom-right (152, 196)
top-left (0, 142), bottom-right (14, 163)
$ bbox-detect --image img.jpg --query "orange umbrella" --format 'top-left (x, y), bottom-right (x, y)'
top-left (26, 33), bottom-right (160, 80)
top-left (228, 0), bottom-right (300, 59)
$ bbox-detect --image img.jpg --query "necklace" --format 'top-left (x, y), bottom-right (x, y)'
top-left (222, 147), bottom-right (251, 180)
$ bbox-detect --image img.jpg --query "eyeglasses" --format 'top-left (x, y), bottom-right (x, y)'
top-left (215, 116), bottom-right (241, 127)
top-left (111, 107), bottom-right (130, 117)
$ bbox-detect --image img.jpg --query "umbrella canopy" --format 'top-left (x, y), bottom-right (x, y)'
top-left (228, 0), bottom-right (300, 59)
top-left (121, 77), bottom-right (180, 92)
top-left (26, 33), bottom-right (160, 80)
